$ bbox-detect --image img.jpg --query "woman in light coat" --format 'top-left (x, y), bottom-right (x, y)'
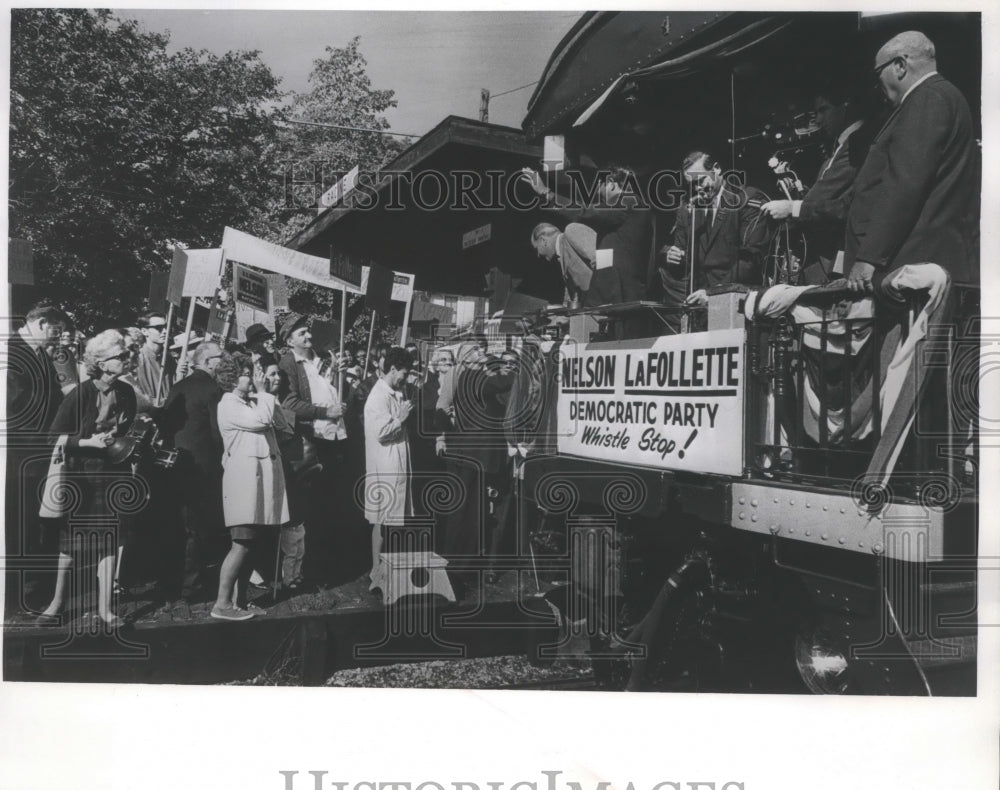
top-left (363, 347), bottom-right (414, 589)
top-left (212, 354), bottom-right (290, 620)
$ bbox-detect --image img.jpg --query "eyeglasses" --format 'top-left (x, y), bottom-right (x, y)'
top-left (103, 351), bottom-right (131, 362)
top-left (872, 55), bottom-right (902, 81)
top-left (147, 324), bottom-right (166, 331)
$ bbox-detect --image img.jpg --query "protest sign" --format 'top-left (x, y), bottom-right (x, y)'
top-left (233, 263), bottom-right (269, 311)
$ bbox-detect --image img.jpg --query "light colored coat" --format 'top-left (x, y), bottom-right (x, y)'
top-left (218, 390), bottom-right (289, 528)
top-left (363, 377), bottom-right (412, 526)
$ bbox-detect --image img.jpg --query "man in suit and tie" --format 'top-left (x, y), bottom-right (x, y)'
top-left (761, 84), bottom-right (874, 283)
top-left (659, 151), bottom-right (773, 317)
top-left (5, 304), bottom-right (71, 613)
top-left (531, 221), bottom-right (619, 309)
top-left (159, 341), bottom-right (225, 601)
top-left (846, 31), bottom-right (979, 293)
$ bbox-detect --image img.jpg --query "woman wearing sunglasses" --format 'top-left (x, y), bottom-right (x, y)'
top-left (36, 330), bottom-right (141, 628)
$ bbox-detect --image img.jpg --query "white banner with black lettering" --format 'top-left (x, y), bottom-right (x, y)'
top-left (556, 329), bottom-right (746, 476)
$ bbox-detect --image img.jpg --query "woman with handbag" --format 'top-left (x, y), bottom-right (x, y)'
top-left (212, 354), bottom-right (289, 621)
top-left (36, 330), bottom-right (140, 628)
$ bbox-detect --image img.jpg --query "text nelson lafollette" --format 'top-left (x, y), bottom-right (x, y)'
top-left (560, 346), bottom-right (740, 462)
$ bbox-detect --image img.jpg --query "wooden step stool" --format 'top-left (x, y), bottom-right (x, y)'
top-left (372, 551), bottom-right (456, 605)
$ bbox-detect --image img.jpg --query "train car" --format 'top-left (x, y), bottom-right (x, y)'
top-left (515, 11), bottom-right (981, 694)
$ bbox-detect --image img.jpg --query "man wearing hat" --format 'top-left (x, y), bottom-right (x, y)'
top-left (169, 330), bottom-right (204, 380)
top-left (277, 313), bottom-right (349, 583)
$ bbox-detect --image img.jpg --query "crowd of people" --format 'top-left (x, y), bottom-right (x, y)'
top-left (6, 303), bottom-right (551, 626)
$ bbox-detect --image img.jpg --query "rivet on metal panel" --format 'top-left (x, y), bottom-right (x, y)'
top-left (823, 506), bottom-right (828, 512)
top-left (738, 512), bottom-right (745, 520)
top-left (821, 534), bottom-right (828, 541)
top-left (873, 544), bottom-right (884, 555)
top-left (805, 502), bottom-right (811, 509)
top-left (840, 508), bottom-right (846, 514)
top-left (858, 509), bottom-right (867, 517)
top-left (838, 537), bottom-right (846, 545)
top-left (858, 541), bottom-right (865, 548)
top-left (738, 496), bottom-right (746, 505)
top-left (751, 499), bottom-right (758, 507)
top-left (769, 524), bottom-right (779, 534)
top-left (789, 499), bottom-right (795, 506)
top-left (773, 497), bottom-right (779, 504)
top-left (751, 515), bottom-right (758, 523)
top-left (788, 528), bottom-right (795, 534)
top-left (805, 530), bottom-right (811, 537)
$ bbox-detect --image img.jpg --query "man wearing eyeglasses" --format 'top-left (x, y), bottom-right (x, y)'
top-left (158, 341), bottom-right (226, 603)
top-left (845, 31), bottom-right (979, 293)
top-left (135, 311), bottom-right (175, 407)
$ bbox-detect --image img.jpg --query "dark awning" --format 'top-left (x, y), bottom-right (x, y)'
top-left (523, 12), bottom-right (771, 139)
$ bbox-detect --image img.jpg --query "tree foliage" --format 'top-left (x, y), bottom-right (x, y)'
top-left (11, 12), bottom-right (407, 344)
top-left (255, 37), bottom-right (405, 330)
top-left (10, 9), bottom-right (283, 330)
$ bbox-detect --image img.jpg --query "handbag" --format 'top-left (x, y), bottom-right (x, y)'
top-left (38, 435), bottom-right (69, 518)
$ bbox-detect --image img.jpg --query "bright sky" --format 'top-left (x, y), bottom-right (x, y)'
top-left (122, 9), bottom-right (581, 136)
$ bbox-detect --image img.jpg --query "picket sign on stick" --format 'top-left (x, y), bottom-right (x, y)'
top-left (178, 295), bottom-right (198, 375)
top-left (338, 288), bottom-right (347, 396)
top-left (364, 312), bottom-right (377, 379)
top-left (400, 289), bottom-right (414, 346)
top-left (154, 301), bottom-right (175, 403)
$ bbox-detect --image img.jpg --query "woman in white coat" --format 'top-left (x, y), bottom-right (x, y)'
top-left (363, 347), bottom-right (414, 589)
top-left (212, 354), bottom-right (290, 620)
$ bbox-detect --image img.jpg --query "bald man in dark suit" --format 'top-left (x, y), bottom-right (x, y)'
top-left (847, 31), bottom-right (979, 291)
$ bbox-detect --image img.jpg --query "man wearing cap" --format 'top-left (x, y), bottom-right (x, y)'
top-left (135, 312), bottom-right (175, 406)
top-left (277, 313), bottom-right (349, 581)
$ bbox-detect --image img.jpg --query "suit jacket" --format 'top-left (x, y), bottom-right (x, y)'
top-left (7, 330), bottom-right (64, 444)
top-left (845, 74), bottom-right (979, 283)
top-left (544, 197), bottom-right (653, 301)
top-left (662, 185), bottom-right (773, 300)
top-left (556, 224), bottom-right (621, 308)
top-left (797, 123), bottom-right (873, 281)
top-left (160, 368), bottom-right (223, 478)
top-left (277, 350), bottom-right (335, 437)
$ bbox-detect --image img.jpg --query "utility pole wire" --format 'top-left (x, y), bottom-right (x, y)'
top-left (489, 80), bottom-right (538, 99)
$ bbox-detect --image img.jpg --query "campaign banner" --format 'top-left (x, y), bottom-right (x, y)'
top-left (234, 302), bottom-right (274, 338)
top-left (147, 271), bottom-right (170, 310)
top-left (166, 248), bottom-right (224, 306)
top-left (267, 274), bottom-right (289, 311)
top-left (556, 329), bottom-right (746, 476)
top-left (233, 263), bottom-right (269, 311)
top-left (221, 227), bottom-right (362, 293)
top-left (359, 267), bottom-right (415, 303)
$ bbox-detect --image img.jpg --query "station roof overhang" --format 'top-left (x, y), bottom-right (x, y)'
top-left (285, 115), bottom-right (552, 298)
